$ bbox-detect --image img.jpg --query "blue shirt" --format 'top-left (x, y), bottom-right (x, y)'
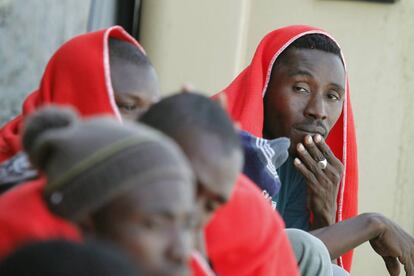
top-left (275, 157), bottom-right (309, 230)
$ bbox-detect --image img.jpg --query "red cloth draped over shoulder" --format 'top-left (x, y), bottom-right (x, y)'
top-left (214, 25), bottom-right (358, 271)
top-left (0, 179), bottom-right (81, 259)
top-left (205, 174), bottom-right (299, 276)
top-left (0, 26), bottom-right (145, 162)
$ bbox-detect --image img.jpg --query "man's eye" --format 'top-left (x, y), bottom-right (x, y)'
top-left (142, 218), bottom-right (164, 230)
top-left (327, 92), bottom-right (341, 102)
top-left (117, 103), bottom-right (137, 112)
top-left (293, 85), bottom-right (309, 94)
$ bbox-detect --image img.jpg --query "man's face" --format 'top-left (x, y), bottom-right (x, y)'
top-left (93, 179), bottom-right (195, 276)
top-left (178, 132), bottom-right (243, 226)
top-left (111, 63), bottom-right (160, 121)
top-left (263, 48), bottom-right (345, 153)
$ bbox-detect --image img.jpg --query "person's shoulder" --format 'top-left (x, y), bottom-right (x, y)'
top-left (0, 178), bottom-right (45, 213)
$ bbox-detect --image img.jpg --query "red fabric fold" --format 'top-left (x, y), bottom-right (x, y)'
top-left (214, 25), bottom-right (358, 271)
top-left (0, 26), bottom-right (145, 162)
top-left (0, 179), bottom-right (81, 259)
top-left (205, 174), bottom-right (299, 276)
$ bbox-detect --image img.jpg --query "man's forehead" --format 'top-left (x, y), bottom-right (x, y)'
top-left (124, 180), bottom-right (194, 212)
top-left (280, 48), bottom-right (342, 68)
top-left (277, 48), bottom-right (346, 87)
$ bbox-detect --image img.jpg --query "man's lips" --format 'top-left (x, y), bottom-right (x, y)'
top-left (294, 126), bottom-right (327, 137)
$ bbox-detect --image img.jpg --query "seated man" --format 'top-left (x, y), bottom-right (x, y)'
top-left (0, 26), bottom-right (160, 191)
top-left (216, 25), bottom-right (414, 275)
top-left (0, 106), bottom-right (195, 276)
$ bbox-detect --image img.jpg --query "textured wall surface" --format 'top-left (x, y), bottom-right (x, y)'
top-left (0, 0), bottom-right (90, 125)
top-left (140, 0), bottom-right (414, 274)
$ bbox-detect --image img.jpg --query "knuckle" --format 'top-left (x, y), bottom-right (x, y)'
top-left (332, 173), bottom-right (341, 183)
top-left (309, 174), bottom-right (318, 184)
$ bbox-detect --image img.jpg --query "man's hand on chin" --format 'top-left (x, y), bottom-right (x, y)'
top-left (293, 134), bottom-right (343, 229)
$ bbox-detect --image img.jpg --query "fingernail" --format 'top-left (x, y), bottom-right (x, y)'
top-left (305, 135), bottom-right (313, 144)
top-left (294, 158), bottom-right (301, 165)
top-left (297, 143), bottom-right (305, 152)
top-left (314, 134), bottom-right (322, 143)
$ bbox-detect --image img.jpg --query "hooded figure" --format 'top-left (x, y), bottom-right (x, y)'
top-left (0, 26), bottom-right (159, 163)
top-left (0, 106), bottom-right (195, 276)
top-left (214, 25), bottom-right (358, 271)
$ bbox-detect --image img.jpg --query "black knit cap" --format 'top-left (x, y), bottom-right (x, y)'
top-left (22, 106), bottom-right (194, 221)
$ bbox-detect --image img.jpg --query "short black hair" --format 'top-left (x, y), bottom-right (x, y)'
top-left (109, 38), bottom-right (151, 67)
top-left (276, 34), bottom-right (342, 66)
top-left (290, 34), bottom-right (340, 55)
top-left (0, 240), bottom-right (141, 276)
top-left (140, 93), bottom-right (241, 155)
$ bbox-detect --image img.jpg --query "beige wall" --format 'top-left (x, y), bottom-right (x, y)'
top-left (140, 0), bottom-right (414, 274)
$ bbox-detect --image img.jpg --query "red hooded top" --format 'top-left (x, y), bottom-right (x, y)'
top-left (205, 174), bottom-right (299, 276)
top-left (0, 26), bottom-right (145, 162)
top-left (214, 25), bottom-right (358, 271)
top-left (0, 178), bottom-right (81, 259)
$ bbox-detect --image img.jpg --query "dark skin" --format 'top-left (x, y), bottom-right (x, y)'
top-left (264, 48), bottom-right (345, 228)
top-left (84, 179), bottom-right (196, 276)
top-left (111, 59), bottom-right (160, 121)
top-left (312, 213), bottom-right (414, 276)
top-left (264, 48), bottom-right (414, 275)
top-left (170, 130), bottom-right (243, 255)
top-left (178, 131), bottom-right (243, 224)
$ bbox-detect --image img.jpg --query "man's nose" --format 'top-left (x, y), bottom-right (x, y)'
top-left (304, 94), bottom-right (327, 121)
top-left (166, 229), bottom-right (191, 265)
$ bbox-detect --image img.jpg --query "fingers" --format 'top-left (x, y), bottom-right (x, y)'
top-left (399, 254), bottom-right (414, 276)
top-left (296, 142), bottom-right (329, 180)
top-left (313, 134), bottom-right (344, 173)
top-left (303, 135), bottom-right (325, 163)
top-left (180, 83), bottom-right (194, 93)
top-left (383, 256), bottom-right (401, 276)
top-left (405, 261), bottom-right (414, 276)
top-left (293, 158), bottom-right (319, 193)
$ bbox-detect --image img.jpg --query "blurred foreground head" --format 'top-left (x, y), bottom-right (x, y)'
top-left (22, 106), bottom-right (195, 276)
top-left (140, 92), bottom-right (243, 225)
top-left (0, 240), bottom-right (140, 276)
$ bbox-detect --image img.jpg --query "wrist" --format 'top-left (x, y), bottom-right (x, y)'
top-left (362, 213), bottom-right (387, 240)
top-left (310, 211), bottom-right (335, 230)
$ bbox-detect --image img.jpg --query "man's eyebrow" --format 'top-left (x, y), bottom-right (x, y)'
top-left (148, 209), bottom-right (194, 219)
top-left (288, 69), bottom-right (345, 94)
top-left (329, 83), bottom-right (345, 94)
top-left (288, 69), bottom-right (314, 78)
